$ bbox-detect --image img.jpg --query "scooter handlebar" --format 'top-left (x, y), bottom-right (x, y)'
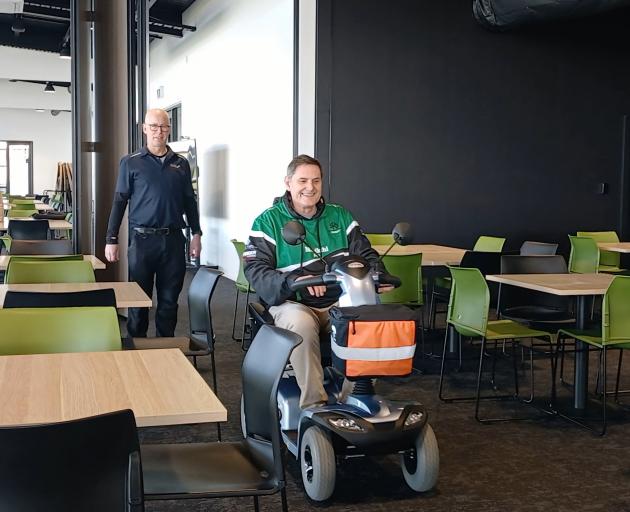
top-left (288, 272), bottom-right (338, 291)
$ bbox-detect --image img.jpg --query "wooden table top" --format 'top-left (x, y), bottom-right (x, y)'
top-left (0, 217), bottom-right (72, 230)
top-left (486, 273), bottom-right (614, 296)
top-left (0, 255), bottom-right (105, 270)
top-left (0, 349), bottom-right (227, 427)
top-left (597, 242), bottom-right (630, 253)
top-left (373, 244), bottom-right (466, 266)
top-left (3, 202), bottom-right (53, 211)
top-left (0, 282), bottom-right (152, 308)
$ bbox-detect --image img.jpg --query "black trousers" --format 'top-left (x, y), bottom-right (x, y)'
top-left (127, 230), bottom-right (186, 337)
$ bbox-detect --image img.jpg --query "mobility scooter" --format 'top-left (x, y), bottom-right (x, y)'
top-left (247, 222), bottom-right (439, 502)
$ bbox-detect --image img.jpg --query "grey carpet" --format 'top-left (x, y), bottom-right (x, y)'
top-left (135, 269), bottom-right (630, 512)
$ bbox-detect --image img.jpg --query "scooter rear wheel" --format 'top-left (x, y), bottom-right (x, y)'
top-left (300, 425), bottom-right (336, 501)
top-left (401, 423), bottom-right (439, 492)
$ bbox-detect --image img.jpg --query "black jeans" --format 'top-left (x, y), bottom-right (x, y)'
top-left (127, 230), bottom-right (186, 337)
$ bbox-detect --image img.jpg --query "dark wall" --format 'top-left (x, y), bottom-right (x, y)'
top-left (315, 0), bottom-right (630, 251)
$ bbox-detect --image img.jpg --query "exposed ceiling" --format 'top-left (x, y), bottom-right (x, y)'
top-left (0, 0), bottom-right (197, 55)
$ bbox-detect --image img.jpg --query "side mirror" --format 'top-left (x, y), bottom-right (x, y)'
top-left (281, 220), bottom-right (306, 246)
top-left (392, 222), bottom-right (412, 246)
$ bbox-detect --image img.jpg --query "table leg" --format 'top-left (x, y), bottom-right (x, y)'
top-left (573, 295), bottom-right (589, 410)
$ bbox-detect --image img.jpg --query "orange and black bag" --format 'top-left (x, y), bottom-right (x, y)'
top-left (329, 305), bottom-right (417, 379)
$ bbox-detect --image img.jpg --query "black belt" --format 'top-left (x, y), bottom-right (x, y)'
top-left (134, 226), bottom-right (172, 235)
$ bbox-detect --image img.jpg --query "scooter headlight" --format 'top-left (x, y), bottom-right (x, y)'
top-left (328, 417), bottom-right (365, 432)
top-left (404, 411), bottom-right (424, 427)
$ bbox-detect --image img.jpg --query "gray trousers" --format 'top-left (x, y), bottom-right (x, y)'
top-left (269, 301), bottom-right (332, 408)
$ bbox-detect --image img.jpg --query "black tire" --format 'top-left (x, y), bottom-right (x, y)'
top-left (300, 425), bottom-right (336, 501)
top-left (401, 423), bottom-right (439, 492)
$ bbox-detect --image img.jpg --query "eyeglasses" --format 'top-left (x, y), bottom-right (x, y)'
top-left (146, 124), bottom-right (171, 132)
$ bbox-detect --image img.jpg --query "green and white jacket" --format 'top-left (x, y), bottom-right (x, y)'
top-left (243, 192), bottom-right (382, 308)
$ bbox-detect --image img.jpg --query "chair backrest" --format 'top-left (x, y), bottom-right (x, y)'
top-left (7, 209), bottom-right (38, 218)
top-left (446, 266), bottom-right (489, 338)
top-left (499, 255), bottom-right (569, 314)
top-left (5, 260), bottom-right (95, 284)
top-left (519, 240), bottom-right (558, 256)
top-left (230, 239), bottom-right (252, 291)
top-left (577, 230), bottom-right (620, 268)
top-left (568, 235), bottom-right (600, 274)
top-left (188, 267), bottom-right (223, 347)
top-left (0, 307), bottom-right (121, 355)
top-left (3, 289), bottom-right (117, 308)
top-left (459, 250), bottom-right (502, 276)
top-left (9, 203), bottom-right (36, 210)
top-left (379, 253), bottom-right (423, 304)
top-left (473, 235), bottom-right (505, 252)
top-left (241, 325), bottom-right (302, 481)
top-left (0, 409), bottom-right (143, 512)
top-left (365, 233), bottom-right (394, 245)
top-left (9, 199), bottom-right (35, 205)
top-left (7, 219), bottom-right (49, 240)
top-left (603, 275), bottom-right (630, 344)
top-left (8, 239), bottom-right (73, 255)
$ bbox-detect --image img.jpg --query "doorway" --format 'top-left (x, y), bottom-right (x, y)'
top-left (0, 141), bottom-right (33, 196)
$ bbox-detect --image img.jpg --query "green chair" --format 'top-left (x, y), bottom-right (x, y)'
top-left (568, 235), bottom-right (600, 274)
top-left (365, 233), bottom-right (394, 246)
top-left (9, 202), bottom-right (36, 210)
top-left (380, 252), bottom-right (425, 356)
top-left (0, 306), bottom-right (121, 355)
top-left (0, 235), bottom-right (11, 253)
top-left (231, 239), bottom-right (255, 343)
top-left (557, 275), bottom-right (630, 435)
top-left (4, 259), bottom-right (95, 284)
top-left (7, 209), bottom-right (37, 218)
top-left (9, 198), bottom-right (33, 205)
top-left (473, 236), bottom-right (506, 252)
top-left (438, 266), bottom-right (553, 422)
top-left (577, 231), bottom-right (625, 273)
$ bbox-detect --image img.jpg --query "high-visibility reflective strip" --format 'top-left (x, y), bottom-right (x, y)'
top-left (331, 343), bottom-right (416, 361)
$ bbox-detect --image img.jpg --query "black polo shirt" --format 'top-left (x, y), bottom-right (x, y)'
top-left (106, 146), bottom-right (201, 244)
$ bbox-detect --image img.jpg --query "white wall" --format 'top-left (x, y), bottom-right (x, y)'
top-left (149, 0), bottom-right (294, 280)
top-left (0, 108), bottom-right (72, 193)
top-left (0, 46), bottom-right (72, 194)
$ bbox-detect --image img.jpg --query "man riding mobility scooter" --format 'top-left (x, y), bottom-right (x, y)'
top-left (247, 222), bottom-right (439, 502)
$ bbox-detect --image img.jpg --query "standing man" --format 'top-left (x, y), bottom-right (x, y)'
top-left (105, 108), bottom-right (202, 337)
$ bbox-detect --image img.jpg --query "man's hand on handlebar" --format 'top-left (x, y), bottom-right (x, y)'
top-left (295, 275), bottom-right (327, 297)
top-left (377, 284), bottom-right (395, 294)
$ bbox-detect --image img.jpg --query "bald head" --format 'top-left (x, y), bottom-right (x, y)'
top-left (142, 108), bottom-right (171, 155)
top-left (144, 108), bottom-right (169, 125)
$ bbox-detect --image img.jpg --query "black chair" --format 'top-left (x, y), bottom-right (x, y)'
top-left (3, 288), bottom-right (117, 308)
top-left (519, 241), bottom-right (559, 256)
top-left (8, 239), bottom-right (73, 255)
top-left (498, 255), bottom-right (574, 329)
top-left (124, 267), bottom-right (223, 436)
top-left (7, 219), bottom-right (49, 240)
top-left (429, 250), bottom-right (502, 329)
top-left (141, 324), bottom-right (301, 511)
top-left (0, 409), bottom-right (143, 512)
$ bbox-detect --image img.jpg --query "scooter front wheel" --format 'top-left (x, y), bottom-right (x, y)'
top-left (401, 423), bottom-right (439, 492)
top-left (300, 425), bottom-right (336, 501)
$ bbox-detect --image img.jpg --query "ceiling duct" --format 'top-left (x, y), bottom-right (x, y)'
top-left (472, 0), bottom-right (630, 30)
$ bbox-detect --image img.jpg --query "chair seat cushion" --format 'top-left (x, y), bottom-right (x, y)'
top-left (485, 319), bottom-right (552, 341)
top-left (558, 329), bottom-right (630, 349)
top-left (502, 306), bottom-right (574, 324)
top-left (142, 441), bottom-right (279, 498)
top-left (600, 265), bottom-right (627, 273)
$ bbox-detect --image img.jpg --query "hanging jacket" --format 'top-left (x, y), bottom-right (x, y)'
top-left (243, 192), bottom-right (382, 308)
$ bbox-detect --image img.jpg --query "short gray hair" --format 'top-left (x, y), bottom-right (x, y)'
top-left (286, 154), bottom-right (323, 178)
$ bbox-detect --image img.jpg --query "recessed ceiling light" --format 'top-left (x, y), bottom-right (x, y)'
top-left (35, 109), bottom-right (45, 113)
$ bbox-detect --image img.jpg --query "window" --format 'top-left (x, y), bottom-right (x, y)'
top-left (166, 104), bottom-right (181, 142)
